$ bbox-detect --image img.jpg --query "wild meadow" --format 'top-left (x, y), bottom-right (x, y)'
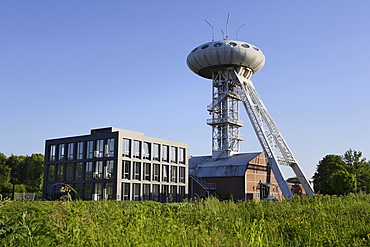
top-left (1, 194), bottom-right (370, 246)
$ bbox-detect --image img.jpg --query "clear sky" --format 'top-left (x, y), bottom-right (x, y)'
top-left (1, 1), bottom-right (370, 178)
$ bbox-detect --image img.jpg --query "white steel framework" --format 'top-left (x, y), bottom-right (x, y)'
top-left (207, 70), bottom-right (244, 159)
top-left (211, 66), bottom-right (314, 197)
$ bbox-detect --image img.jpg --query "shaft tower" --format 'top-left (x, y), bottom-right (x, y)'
top-left (187, 39), bottom-right (314, 197)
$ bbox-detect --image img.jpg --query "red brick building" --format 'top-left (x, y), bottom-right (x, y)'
top-left (189, 152), bottom-right (283, 201)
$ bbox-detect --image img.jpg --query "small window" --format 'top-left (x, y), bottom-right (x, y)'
top-left (192, 47), bottom-right (198, 53)
top-left (77, 142), bottom-right (84, 159)
top-left (227, 42), bottom-right (237, 47)
top-left (122, 138), bottom-right (131, 157)
top-left (153, 164), bottom-right (160, 182)
top-left (86, 141), bottom-right (94, 159)
top-left (253, 47), bottom-right (259, 51)
top-left (201, 44), bottom-right (209, 49)
top-left (134, 162), bottom-right (141, 180)
top-left (85, 162), bottom-right (93, 180)
top-left (133, 140), bottom-right (141, 159)
top-left (106, 138), bottom-right (115, 157)
top-left (105, 160), bottom-right (114, 179)
top-left (241, 43), bottom-right (250, 48)
top-left (67, 143), bottom-right (74, 160)
top-left (122, 160), bottom-right (131, 180)
top-left (213, 43), bottom-right (223, 47)
top-left (49, 145), bottom-right (56, 161)
top-left (58, 144), bottom-right (65, 161)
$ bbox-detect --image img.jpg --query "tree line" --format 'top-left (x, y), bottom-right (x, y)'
top-left (313, 149), bottom-right (370, 195)
top-left (0, 153), bottom-right (44, 195)
top-left (0, 149), bottom-right (369, 198)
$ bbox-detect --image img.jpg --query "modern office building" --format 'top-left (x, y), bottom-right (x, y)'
top-left (43, 127), bottom-right (188, 202)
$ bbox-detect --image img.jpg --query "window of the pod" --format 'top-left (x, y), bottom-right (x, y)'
top-left (201, 44), bottom-right (209, 49)
top-left (253, 47), bottom-right (260, 51)
top-left (241, 43), bottom-right (250, 48)
top-left (213, 42), bottom-right (223, 47)
top-left (191, 47), bottom-right (198, 53)
top-left (226, 42), bottom-right (237, 47)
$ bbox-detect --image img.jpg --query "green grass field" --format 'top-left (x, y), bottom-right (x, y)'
top-left (1, 194), bottom-right (370, 246)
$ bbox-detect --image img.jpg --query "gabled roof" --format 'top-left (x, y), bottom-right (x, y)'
top-left (189, 152), bottom-right (264, 177)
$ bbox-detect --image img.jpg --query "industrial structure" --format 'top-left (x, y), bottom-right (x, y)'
top-left (43, 127), bottom-right (188, 201)
top-left (187, 32), bottom-right (314, 199)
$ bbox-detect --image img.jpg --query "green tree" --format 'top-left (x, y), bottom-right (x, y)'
top-left (0, 153), bottom-right (12, 193)
top-left (21, 154), bottom-right (44, 192)
top-left (312, 154), bottom-right (347, 195)
top-left (329, 169), bottom-right (357, 195)
top-left (5, 154), bottom-right (44, 193)
top-left (342, 149), bottom-right (370, 193)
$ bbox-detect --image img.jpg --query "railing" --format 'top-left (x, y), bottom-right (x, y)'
top-left (190, 169), bottom-right (216, 190)
top-left (207, 117), bottom-right (244, 127)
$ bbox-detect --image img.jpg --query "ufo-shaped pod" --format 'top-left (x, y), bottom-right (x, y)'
top-left (187, 40), bottom-right (265, 79)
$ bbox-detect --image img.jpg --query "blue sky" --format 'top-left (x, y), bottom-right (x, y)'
top-left (1, 1), bottom-right (370, 178)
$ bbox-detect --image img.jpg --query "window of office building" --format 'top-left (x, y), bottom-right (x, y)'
top-left (106, 138), bottom-right (115, 157)
top-left (74, 183), bottom-right (82, 200)
top-left (50, 145), bottom-right (56, 161)
top-left (66, 163), bottom-right (73, 181)
top-left (48, 164), bottom-right (55, 181)
top-left (162, 185), bottom-right (169, 202)
top-left (162, 145), bottom-right (169, 162)
top-left (84, 183), bottom-right (92, 200)
top-left (87, 141), bottom-right (94, 159)
top-left (77, 142), bottom-right (84, 159)
top-left (133, 140), bottom-right (141, 159)
top-left (152, 184), bottom-right (160, 202)
top-left (133, 162), bottom-right (141, 180)
top-left (85, 162), bottom-right (93, 180)
top-left (170, 147), bottom-right (177, 163)
top-left (94, 161), bottom-right (103, 179)
top-left (105, 183), bottom-right (113, 200)
top-left (162, 165), bottom-right (169, 182)
top-left (57, 164), bottom-right (64, 181)
top-left (170, 185), bottom-right (177, 201)
top-left (95, 139), bottom-right (104, 158)
top-left (75, 162), bottom-right (83, 180)
top-left (153, 144), bottom-right (160, 161)
top-left (170, 166), bottom-right (177, 183)
top-left (94, 183), bottom-right (103, 201)
top-left (122, 138), bottom-right (131, 157)
top-left (179, 186), bottom-right (185, 201)
top-left (67, 143), bottom-right (74, 160)
top-left (122, 160), bottom-right (131, 179)
top-left (105, 160), bottom-right (114, 179)
top-left (122, 183), bottom-right (130, 201)
top-left (179, 148), bottom-right (185, 164)
top-left (143, 142), bottom-right (151, 160)
top-left (133, 183), bottom-right (140, 201)
top-left (179, 167), bottom-right (185, 183)
top-left (58, 144), bottom-right (65, 161)
top-left (153, 164), bottom-right (160, 182)
top-left (143, 163), bottom-right (151, 181)
top-left (143, 184), bottom-right (150, 200)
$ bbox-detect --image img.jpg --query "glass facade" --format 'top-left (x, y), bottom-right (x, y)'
top-left (44, 129), bottom-right (187, 202)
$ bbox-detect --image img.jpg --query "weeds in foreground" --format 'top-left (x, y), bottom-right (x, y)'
top-left (0, 194), bottom-right (370, 246)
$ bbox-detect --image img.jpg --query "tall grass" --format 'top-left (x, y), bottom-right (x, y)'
top-left (1, 194), bottom-right (370, 246)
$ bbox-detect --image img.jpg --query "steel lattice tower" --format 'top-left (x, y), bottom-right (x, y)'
top-left (187, 39), bottom-right (314, 197)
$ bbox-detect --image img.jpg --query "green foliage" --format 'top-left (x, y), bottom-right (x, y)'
top-left (1, 195), bottom-right (370, 246)
top-left (313, 150), bottom-right (370, 195)
top-left (0, 153), bottom-right (44, 194)
top-left (313, 154), bottom-right (347, 195)
top-left (329, 170), bottom-right (357, 194)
